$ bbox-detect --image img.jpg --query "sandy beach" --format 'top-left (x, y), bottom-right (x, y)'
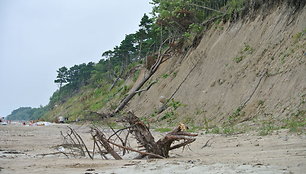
top-left (0, 124), bottom-right (305, 174)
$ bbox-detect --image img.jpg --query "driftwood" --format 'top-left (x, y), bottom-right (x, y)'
top-left (57, 112), bottom-right (197, 160)
top-left (92, 129), bottom-right (122, 160)
top-left (121, 112), bottom-right (197, 158)
top-left (57, 128), bottom-right (93, 159)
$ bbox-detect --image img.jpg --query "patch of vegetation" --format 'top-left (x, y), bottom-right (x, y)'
top-left (6, 106), bottom-right (48, 121)
top-left (222, 126), bottom-right (237, 135)
top-left (282, 110), bottom-right (306, 133)
top-left (182, 116), bottom-right (194, 125)
top-left (242, 43), bottom-right (255, 54)
top-left (168, 99), bottom-right (184, 110)
top-left (233, 43), bottom-right (254, 63)
top-left (228, 106), bottom-right (245, 123)
top-left (107, 121), bottom-right (125, 129)
top-left (133, 70), bottom-right (140, 82)
top-left (162, 73), bottom-right (169, 79)
top-left (293, 28), bottom-right (306, 43)
top-left (259, 121), bottom-right (276, 136)
top-left (227, 0), bottom-right (245, 15)
top-left (258, 100), bottom-right (265, 106)
top-left (210, 126), bottom-right (221, 134)
top-left (159, 99), bottom-right (185, 122)
top-left (150, 112), bottom-right (157, 118)
top-left (155, 127), bottom-right (172, 133)
top-left (203, 117), bottom-right (210, 132)
top-left (161, 111), bottom-right (175, 120)
top-left (172, 71), bottom-right (178, 78)
top-left (279, 51), bottom-right (290, 64)
top-left (187, 126), bottom-right (203, 133)
top-left (233, 56), bottom-right (245, 63)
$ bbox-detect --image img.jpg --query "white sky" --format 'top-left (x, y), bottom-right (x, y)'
top-left (0, 0), bottom-right (153, 117)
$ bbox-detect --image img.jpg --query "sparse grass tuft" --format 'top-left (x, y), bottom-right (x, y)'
top-left (259, 121), bottom-right (276, 136)
top-left (155, 127), bottom-right (172, 133)
top-left (233, 56), bottom-right (244, 63)
top-left (211, 127), bottom-right (221, 134)
top-left (161, 111), bottom-right (175, 120)
top-left (133, 70), bottom-right (140, 82)
top-left (222, 126), bottom-right (237, 135)
top-left (187, 126), bottom-right (203, 133)
top-left (283, 110), bottom-right (306, 133)
top-left (258, 100), bottom-right (265, 106)
top-left (242, 43), bottom-right (255, 54)
top-left (293, 29), bottom-right (306, 43)
top-left (228, 106), bottom-right (245, 123)
top-left (162, 73), bottom-right (169, 79)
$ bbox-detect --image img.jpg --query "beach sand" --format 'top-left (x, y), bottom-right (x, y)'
top-left (0, 124), bottom-right (305, 174)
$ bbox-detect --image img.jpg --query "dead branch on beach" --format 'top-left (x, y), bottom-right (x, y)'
top-left (56, 112), bottom-right (197, 160)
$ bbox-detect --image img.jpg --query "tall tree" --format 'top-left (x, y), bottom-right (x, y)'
top-left (54, 66), bottom-right (68, 88)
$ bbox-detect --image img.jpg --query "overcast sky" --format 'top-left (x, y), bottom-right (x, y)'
top-left (0, 0), bottom-right (153, 117)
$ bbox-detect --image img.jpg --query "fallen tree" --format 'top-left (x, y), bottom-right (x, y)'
top-left (120, 112), bottom-right (197, 158)
top-left (57, 112), bottom-right (197, 159)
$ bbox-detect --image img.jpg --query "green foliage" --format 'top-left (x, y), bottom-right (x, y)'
top-left (210, 126), bottom-right (221, 134)
top-left (233, 56), bottom-right (244, 63)
top-left (172, 71), bottom-right (178, 78)
top-left (187, 126), bottom-right (202, 132)
top-left (133, 70), bottom-right (141, 82)
top-left (283, 110), bottom-right (306, 133)
top-left (168, 99), bottom-right (183, 110)
top-left (162, 73), bottom-right (169, 78)
top-left (258, 100), bottom-right (265, 106)
top-left (222, 126), bottom-right (237, 135)
top-left (233, 43), bottom-right (254, 63)
top-left (189, 23), bottom-right (203, 34)
top-left (242, 43), bottom-right (254, 54)
top-left (155, 127), bottom-right (172, 133)
top-left (259, 121), bottom-right (275, 136)
top-left (6, 106), bottom-right (47, 121)
top-left (227, 0), bottom-right (245, 15)
top-left (161, 111), bottom-right (175, 120)
top-left (151, 0), bottom-right (230, 40)
top-left (54, 66), bottom-right (68, 88)
top-left (228, 106), bottom-right (245, 123)
top-left (160, 99), bottom-right (184, 121)
top-left (293, 28), bottom-right (306, 43)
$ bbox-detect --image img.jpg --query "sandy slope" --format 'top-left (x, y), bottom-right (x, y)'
top-left (127, 3), bottom-right (306, 127)
top-left (0, 124), bottom-right (305, 174)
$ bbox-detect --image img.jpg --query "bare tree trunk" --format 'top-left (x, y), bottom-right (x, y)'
top-left (123, 112), bottom-right (197, 158)
top-left (93, 129), bottom-right (122, 160)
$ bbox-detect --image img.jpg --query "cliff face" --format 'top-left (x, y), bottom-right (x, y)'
top-left (127, 2), bottom-right (306, 129)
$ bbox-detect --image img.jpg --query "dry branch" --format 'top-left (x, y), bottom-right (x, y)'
top-left (58, 113), bottom-right (197, 160)
top-left (123, 112), bottom-right (197, 158)
top-left (135, 80), bottom-right (157, 94)
top-left (68, 127), bottom-right (93, 159)
top-left (93, 129), bottom-right (122, 160)
top-left (106, 139), bottom-right (164, 159)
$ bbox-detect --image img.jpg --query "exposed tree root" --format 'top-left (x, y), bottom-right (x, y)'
top-left (57, 112), bottom-right (197, 160)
